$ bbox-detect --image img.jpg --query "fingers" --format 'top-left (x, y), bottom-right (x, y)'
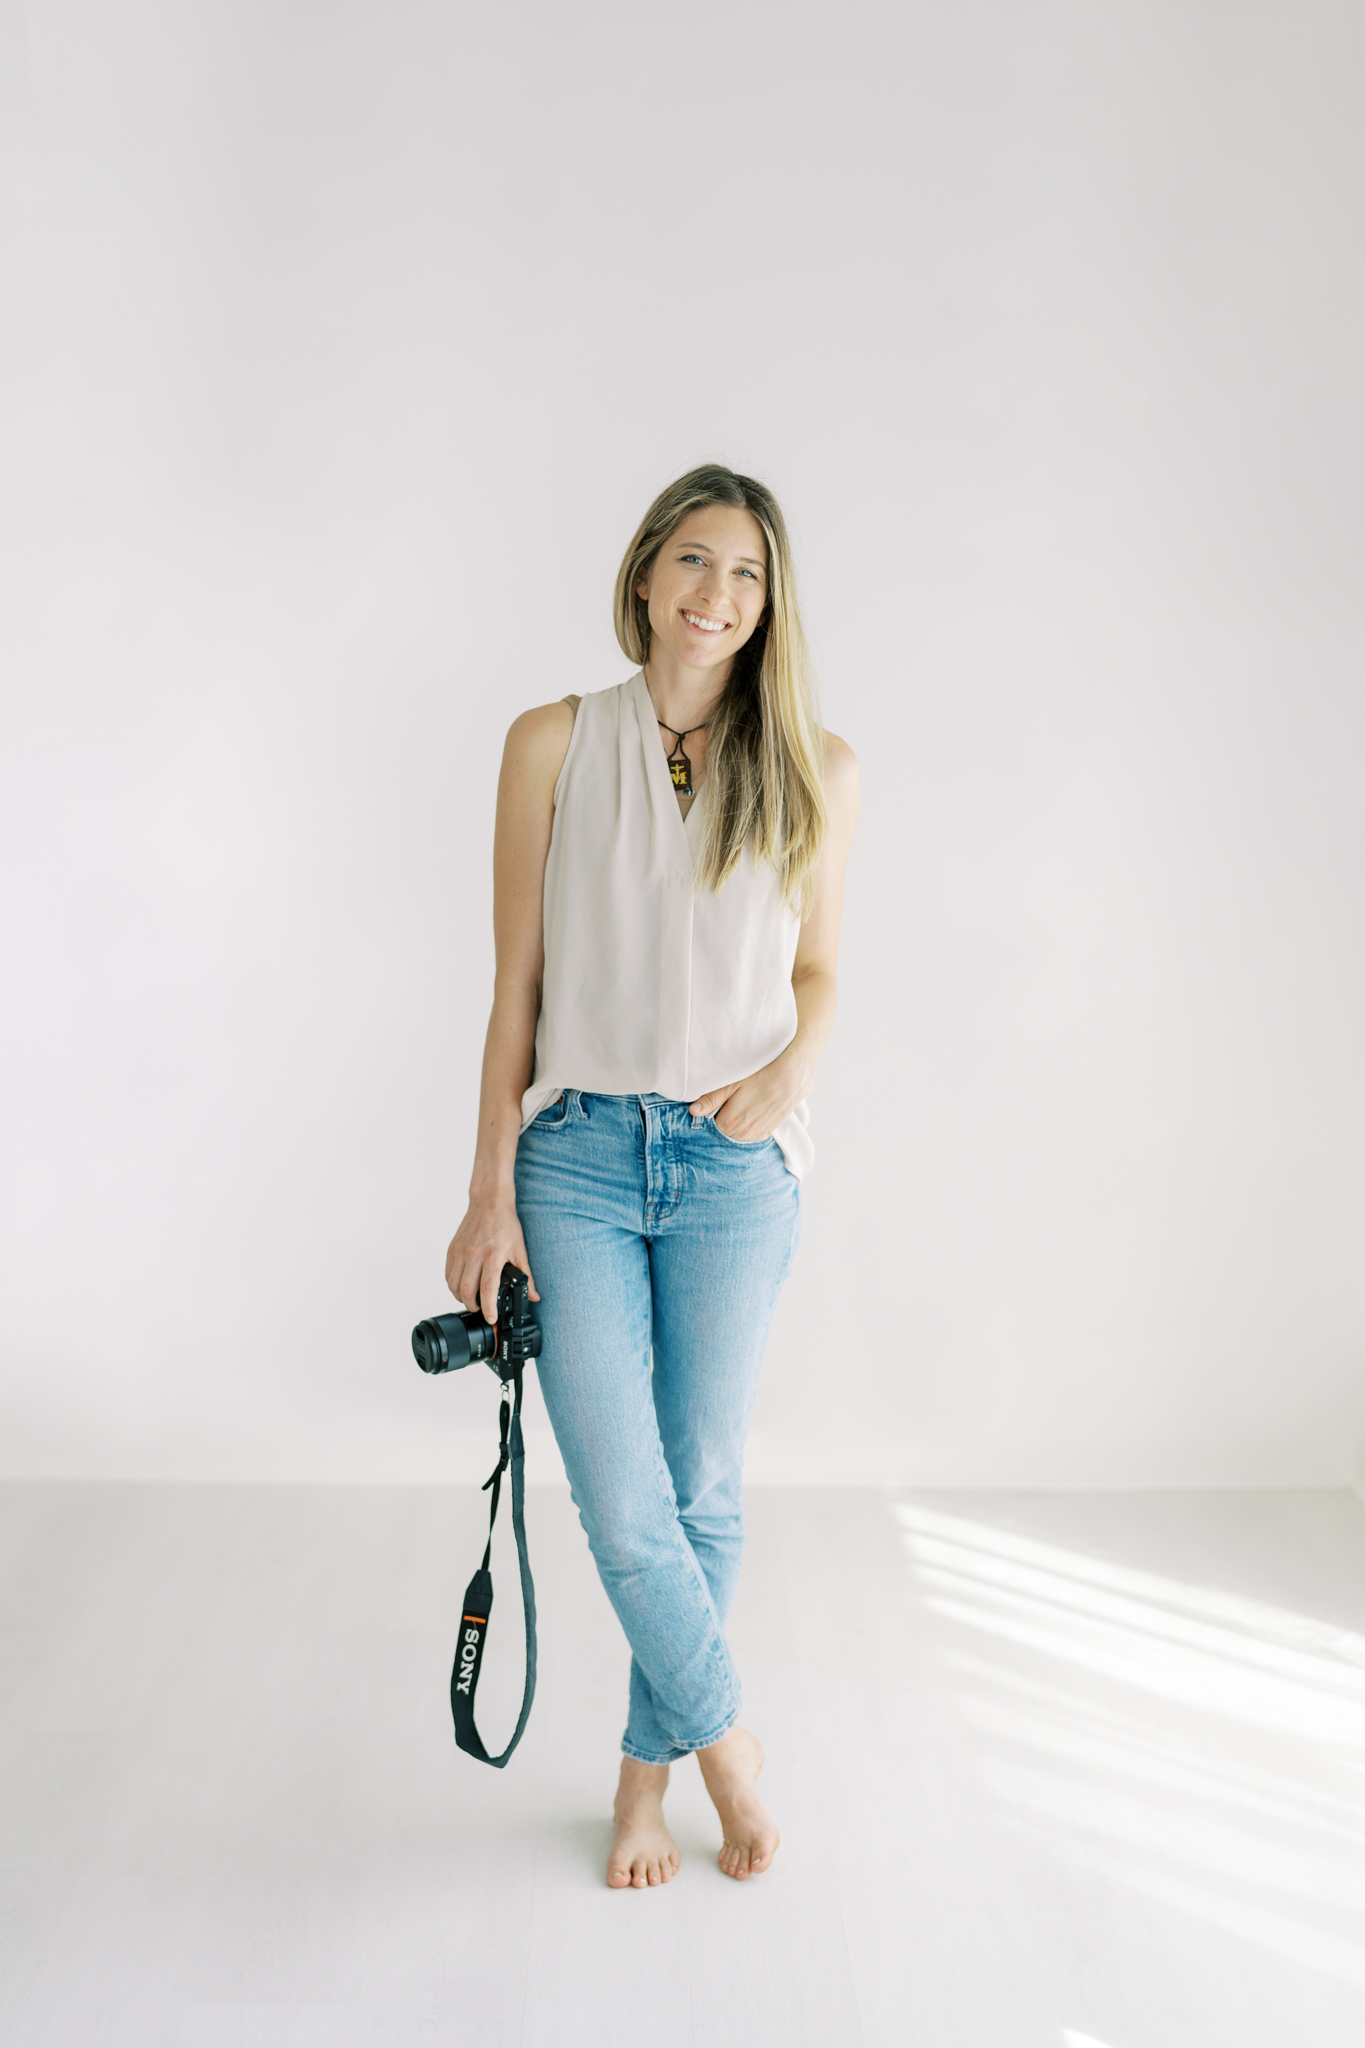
top-left (445, 1242), bottom-right (468, 1304)
top-left (445, 1217), bottom-right (539, 1319)
top-left (447, 1252), bottom-right (483, 1312)
top-left (445, 1248), bottom-right (493, 1315)
top-left (505, 1234), bottom-right (539, 1303)
top-left (689, 1083), bottom-right (735, 1117)
top-left (479, 1255), bottom-right (502, 1325)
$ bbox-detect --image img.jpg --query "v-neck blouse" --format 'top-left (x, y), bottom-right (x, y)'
top-left (521, 670), bottom-right (813, 1178)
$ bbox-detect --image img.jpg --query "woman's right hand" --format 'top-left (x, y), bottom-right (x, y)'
top-left (445, 1197), bottom-right (539, 1327)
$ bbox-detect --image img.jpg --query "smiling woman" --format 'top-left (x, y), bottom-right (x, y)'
top-left (444, 463), bottom-right (859, 1891)
top-left (613, 467), bottom-right (829, 903)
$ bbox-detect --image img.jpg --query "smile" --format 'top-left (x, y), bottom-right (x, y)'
top-left (680, 610), bottom-right (729, 634)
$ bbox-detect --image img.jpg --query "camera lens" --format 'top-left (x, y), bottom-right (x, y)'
top-left (412, 1310), bottom-right (494, 1374)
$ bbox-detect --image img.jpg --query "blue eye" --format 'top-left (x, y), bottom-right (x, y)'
top-left (680, 553), bottom-right (706, 566)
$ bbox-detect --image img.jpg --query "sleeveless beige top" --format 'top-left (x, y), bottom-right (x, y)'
top-left (520, 670), bottom-right (813, 1178)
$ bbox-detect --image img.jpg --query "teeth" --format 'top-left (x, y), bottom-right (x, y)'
top-left (682, 611), bottom-right (727, 633)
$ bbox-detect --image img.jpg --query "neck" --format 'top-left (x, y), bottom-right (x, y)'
top-left (643, 650), bottom-right (728, 736)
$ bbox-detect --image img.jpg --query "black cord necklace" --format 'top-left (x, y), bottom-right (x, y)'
top-left (656, 718), bottom-right (708, 797)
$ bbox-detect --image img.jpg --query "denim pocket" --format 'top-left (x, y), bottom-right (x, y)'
top-left (531, 1090), bottom-right (577, 1129)
top-left (708, 1115), bottom-right (774, 1150)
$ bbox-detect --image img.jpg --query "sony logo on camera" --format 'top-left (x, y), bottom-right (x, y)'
top-left (496, 1265), bottom-right (543, 1368)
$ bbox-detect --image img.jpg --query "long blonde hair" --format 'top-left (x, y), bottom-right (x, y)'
top-left (613, 464), bottom-right (826, 915)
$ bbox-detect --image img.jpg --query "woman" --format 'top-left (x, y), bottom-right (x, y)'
top-left (445, 464), bottom-right (859, 1889)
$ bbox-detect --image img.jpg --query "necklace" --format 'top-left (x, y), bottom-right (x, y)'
top-left (655, 718), bottom-right (708, 797)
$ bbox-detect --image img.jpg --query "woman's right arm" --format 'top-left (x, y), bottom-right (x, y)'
top-left (444, 701), bottom-right (576, 1324)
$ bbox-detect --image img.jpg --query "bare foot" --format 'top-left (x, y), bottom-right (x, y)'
top-left (697, 1727), bottom-right (779, 1879)
top-left (606, 1757), bottom-right (682, 1889)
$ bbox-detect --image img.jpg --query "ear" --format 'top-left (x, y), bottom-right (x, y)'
top-left (635, 573), bottom-right (650, 601)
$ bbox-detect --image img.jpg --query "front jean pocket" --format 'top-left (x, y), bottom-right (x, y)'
top-left (708, 1115), bottom-right (774, 1150)
top-left (531, 1090), bottom-right (579, 1129)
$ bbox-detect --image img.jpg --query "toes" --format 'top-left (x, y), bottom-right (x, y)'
top-left (611, 1840), bottom-right (681, 1889)
top-left (717, 1833), bottom-right (777, 1879)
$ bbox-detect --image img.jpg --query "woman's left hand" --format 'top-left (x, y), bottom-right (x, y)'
top-left (689, 1049), bottom-right (811, 1143)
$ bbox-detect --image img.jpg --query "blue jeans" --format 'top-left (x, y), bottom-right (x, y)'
top-left (514, 1091), bottom-right (801, 1764)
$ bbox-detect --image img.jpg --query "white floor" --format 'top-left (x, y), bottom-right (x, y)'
top-left (3, 1483), bottom-right (1365, 2047)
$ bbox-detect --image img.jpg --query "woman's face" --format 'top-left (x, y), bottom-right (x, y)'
top-left (637, 504), bottom-right (769, 678)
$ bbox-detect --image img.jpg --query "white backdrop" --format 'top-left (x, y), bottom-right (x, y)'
top-left (3, 0), bottom-right (1363, 1486)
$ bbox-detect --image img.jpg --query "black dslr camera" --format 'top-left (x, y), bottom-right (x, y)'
top-left (412, 1262), bottom-right (542, 1379)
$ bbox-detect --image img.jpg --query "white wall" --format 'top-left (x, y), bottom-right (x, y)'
top-left (3, 0), bottom-right (1363, 1486)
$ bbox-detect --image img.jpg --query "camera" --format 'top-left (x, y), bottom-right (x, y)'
top-left (412, 1262), bottom-right (543, 1377)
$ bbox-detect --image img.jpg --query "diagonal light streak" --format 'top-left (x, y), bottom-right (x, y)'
top-left (905, 1533), bottom-right (1365, 1695)
top-left (963, 1693), bottom-right (1365, 1846)
top-left (895, 1501), bottom-right (1365, 2000)
top-left (920, 1584), bottom-right (1365, 1742)
top-left (947, 1649), bottom-right (1365, 1826)
top-left (897, 1504), bottom-right (1365, 1668)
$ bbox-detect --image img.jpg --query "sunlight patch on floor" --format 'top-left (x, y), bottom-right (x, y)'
top-left (898, 1501), bottom-right (1365, 1994)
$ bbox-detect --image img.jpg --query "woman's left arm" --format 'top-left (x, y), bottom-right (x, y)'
top-left (690, 732), bottom-right (861, 1141)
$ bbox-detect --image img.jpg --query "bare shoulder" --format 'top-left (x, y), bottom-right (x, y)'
top-left (501, 698), bottom-right (577, 790)
top-left (822, 729), bottom-right (860, 823)
top-left (507, 698), bottom-right (577, 752)
top-left (822, 728), bottom-right (859, 778)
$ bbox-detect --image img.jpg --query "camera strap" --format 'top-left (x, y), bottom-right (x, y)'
top-left (449, 1363), bottom-right (538, 1767)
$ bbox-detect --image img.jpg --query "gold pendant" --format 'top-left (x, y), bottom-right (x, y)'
top-left (669, 751), bottom-right (693, 796)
